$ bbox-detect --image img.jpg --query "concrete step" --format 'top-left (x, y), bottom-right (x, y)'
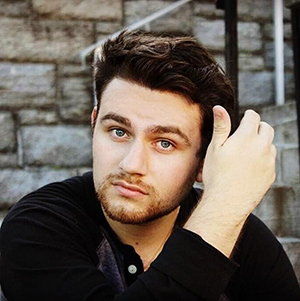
top-left (258, 101), bottom-right (297, 126)
top-left (254, 184), bottom-right (300, 237)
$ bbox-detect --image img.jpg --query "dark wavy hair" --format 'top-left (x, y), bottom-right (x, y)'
top-left (93, 30), bottom-right (236, 160)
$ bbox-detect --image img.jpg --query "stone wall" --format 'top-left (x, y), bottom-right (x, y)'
top-left (0, 0), bottom-right (296, 211)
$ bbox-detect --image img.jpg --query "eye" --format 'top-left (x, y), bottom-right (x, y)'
top-left (110, 128), bottom-right (128, 139)
top-left (114, 129), bottom-right (126, 137)
top-left (156, 140), bottom-right (174, 152)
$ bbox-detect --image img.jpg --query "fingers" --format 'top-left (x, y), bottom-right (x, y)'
top-left (238, 110), bottom-right (274, 145)
top-left (258, 121), bottom-right (275, 145)
top-left (211, 105), bottom-right (231, 147)
top-left (239, 110), bottom-right (261, 133)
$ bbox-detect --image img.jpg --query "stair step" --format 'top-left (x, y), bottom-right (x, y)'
top-left (254, 185), bottom-right (300, 237)
top-left (259, 102), bottom-right (297, 126)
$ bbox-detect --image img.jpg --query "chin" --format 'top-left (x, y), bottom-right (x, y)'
top-left (101, 198), bottom-right (178, 225)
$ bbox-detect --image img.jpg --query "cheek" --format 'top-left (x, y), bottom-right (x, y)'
top-left (92, 135), bottom-right (126, 173)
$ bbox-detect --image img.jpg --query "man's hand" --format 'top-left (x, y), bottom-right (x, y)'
top-left (185, 106), bottom-right (276, 257)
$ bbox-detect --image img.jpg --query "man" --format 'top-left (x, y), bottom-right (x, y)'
top-left (0, 30), bottom-right (299, 300)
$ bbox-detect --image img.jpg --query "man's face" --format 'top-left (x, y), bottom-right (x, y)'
top-left (92, 78), bottom-right (202, 225)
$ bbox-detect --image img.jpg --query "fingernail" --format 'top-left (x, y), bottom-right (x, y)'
top-left (213, 109), bottom-right (222, 120)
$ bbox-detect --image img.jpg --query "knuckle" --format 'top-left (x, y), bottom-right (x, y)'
top-left (245, 109), bottom-right (260, 120)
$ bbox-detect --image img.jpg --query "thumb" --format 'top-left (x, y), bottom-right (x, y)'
top-left (211, 105), bottom-right (231, 147)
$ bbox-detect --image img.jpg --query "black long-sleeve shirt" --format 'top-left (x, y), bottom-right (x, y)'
top-left (1, 172), bottom-right (299, 300)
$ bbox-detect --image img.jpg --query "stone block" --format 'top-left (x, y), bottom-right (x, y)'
top-left (259, 102), bottom-right (297, 126)
top-left (0, 112), bottom-right (15, 152)
top-left (0, 62), bottom-right (55, 108)
top-left (0, 0), bottom-right (31, 17)
top-left (265, 41), bottom-right (294, 70)
top-left (22, 125), bottom-right (92, 167)
top-left (238, 22), bottom-right (262, 52)
top-left (285, 72), bottom-right (296, 100)
top-left (0, 17), bottom-right (93, 63)
top-left (239, 72), bottom-right (274, 106)
top-left (18, 110), bottom-right (58, 125)
top-left (32, 0), bottom-right (122, 21)
top-left (194, 19), bottom-right (224, 51)
top-left (238, 0), bottom-right (290, 22)
top-left (263, 23), bottom-right (292, 40)
top-left (124, 0), bottom-right (193, 34)
top-left (215, 54), bottom-right (263, 73)
top-left (58, 64), bottom-right (90, 77)
top-left (96, 21), bottom-right (122, 34)
top-left (58, 78), bottom-right (93, 122)
top-left (275, 147), bottom-right (283, 184)
top-left (281, 148), bottom-right (299, 185)
top-left (239, 54), bottom-right (264, 71)
top-left (0, 154), bottom-right (18, 168)
top-left (193, 2), bottom-right (224, 17)
top-left (254, 186), bottom-right (300, 237)
top-left (273, 120), bottom-right (298, 146)
top-left (194, 20), bottom-right (262, 52)
top-left (0, 168), bottom-right (78, 206)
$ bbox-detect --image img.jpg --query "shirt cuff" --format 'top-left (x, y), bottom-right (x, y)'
top-left (151, 226), bottom-right (239, 300)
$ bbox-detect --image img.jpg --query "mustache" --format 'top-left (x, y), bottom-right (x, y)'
top-left (104, 172), bottom-right (155, 193)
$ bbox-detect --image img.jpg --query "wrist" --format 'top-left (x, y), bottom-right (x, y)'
top-left (184, 193), bottom-right (249, 257)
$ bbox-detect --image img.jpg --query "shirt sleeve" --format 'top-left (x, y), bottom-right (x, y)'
top-left (0, 178), bottom-right (238, 301)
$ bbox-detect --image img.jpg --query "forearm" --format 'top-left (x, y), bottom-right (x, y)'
top-left (184, 193), bottom-right (249, 258)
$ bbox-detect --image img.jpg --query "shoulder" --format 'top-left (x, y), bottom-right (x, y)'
top-left (0, 172), bottom-right (102, 244)
top-left (4, 171), bottom-right (95, 217)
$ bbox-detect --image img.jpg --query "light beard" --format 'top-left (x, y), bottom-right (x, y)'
top-left (95, 171), bottom-right (197, 225)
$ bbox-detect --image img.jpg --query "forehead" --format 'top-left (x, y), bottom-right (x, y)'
top-left (99, 78), bottom-right (201, 139)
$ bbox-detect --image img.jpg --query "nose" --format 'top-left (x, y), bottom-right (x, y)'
top-left (119, 139), bottom-right (148, 176)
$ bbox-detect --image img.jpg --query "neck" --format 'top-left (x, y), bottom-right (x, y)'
top-left (103, 207), bottom-right (180, 271)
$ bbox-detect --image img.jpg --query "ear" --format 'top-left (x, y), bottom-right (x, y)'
top-left (91, 106), bottom-right (97, 129)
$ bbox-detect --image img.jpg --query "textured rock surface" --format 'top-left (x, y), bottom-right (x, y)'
top-left (58, 77), bottom-right (92, 123)
top-left (0, 113), bottom-right (15, 152)
top-left (124, 0), bottom-right (193, 33)
top-left (0, 0), bottom-right (31, 17)
top-left (265, 41), bottom-right (294, 69)
top-left (18, 110), bottom-right (58, 125)
top-left (194, 20), bottom-right (262, 52)
top-left (0, 18), bottom-right (93, 63)
top-left (22, 126), bottom-right (92, 167)
top-left (0, 63), bottom-right (55, 108)
top-left (254, 186), bottom-right (300, 237)
top-left (32, 0), bottom-right (122, 21)
top-left (282, 148), bottom-right (299, 185)
top-left (239, 72), bottom-right (274, 106)
top-left (0, 168), bottom-right (78, 206)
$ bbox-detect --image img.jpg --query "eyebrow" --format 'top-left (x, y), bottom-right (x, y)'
top-left (100, 112), bottom-right (132, 128)
top-left (146, 125), bottom-right (191, 147)
top-left (100, 112), bottom-right (191, 147)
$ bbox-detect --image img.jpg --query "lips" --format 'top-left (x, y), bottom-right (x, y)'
top-left (112, 180), bottom-right (148, 198)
